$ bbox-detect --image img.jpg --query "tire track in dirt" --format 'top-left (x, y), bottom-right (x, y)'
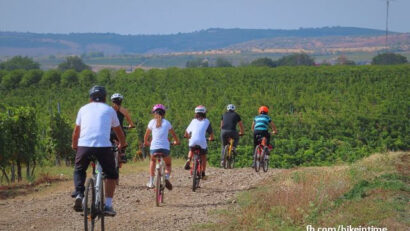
top-left (0, 167), bottom-right (282, 231)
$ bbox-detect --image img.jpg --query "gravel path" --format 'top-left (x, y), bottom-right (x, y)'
top-left (0, 166), bottom-right (282, 231)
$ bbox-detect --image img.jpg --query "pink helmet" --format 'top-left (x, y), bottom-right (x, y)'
top-left (152, 104), bottom-right (166, 113)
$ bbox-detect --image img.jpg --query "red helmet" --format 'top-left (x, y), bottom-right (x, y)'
top-left (258, 106), bottom-right (269, 114)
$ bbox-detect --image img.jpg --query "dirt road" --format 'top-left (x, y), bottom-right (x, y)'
top-left (0, 167), bottom-right (281, 231)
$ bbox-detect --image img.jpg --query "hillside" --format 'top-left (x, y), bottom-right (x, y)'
top-left (0, 27), bottom-right (392, 56)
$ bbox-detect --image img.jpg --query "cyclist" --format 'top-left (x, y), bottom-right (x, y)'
top-left (110, 93), bottom-right (135, 163)
top-left (251, 106), bottom-right (278, 166)
top-left (144, 104), bottom-right (180, 190)
top-left (220, 104), bottom-right (244, 167)
top-left (184, 105), bottom-right (214, 179)
top-left (71, 85), bottom-right (127, 216)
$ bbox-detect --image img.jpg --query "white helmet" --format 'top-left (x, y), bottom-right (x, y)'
top-left (195, 105), bottom-right (207, 114)
top-left (110, 93), bottom-right (123, 101)
top-left (227, 104), bottom-right (236, 111)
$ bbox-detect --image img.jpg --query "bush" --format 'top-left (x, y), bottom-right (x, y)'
top-left (371, 53), bottom-right (408, 65)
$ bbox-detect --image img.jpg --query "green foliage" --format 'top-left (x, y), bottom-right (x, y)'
top-left (276, 53), bottom-right (315, 66)
top-left (40, 69), bottom-right (61, 86)
top-left (57, 56), bottom-right (91, 72)
top-left (215, 57), bottom-right (233, 67)
top-left (0, 65), bottom-right (409, 169)
top-left (45, 113), bottom-right (73, 165)
top-left (61, 69), bottom-right (78, 87)
top-left (250, 57), bottom-right (276, 67)
top-left (20, 69), bottom-right (43, 87)
top-left (0, 56), bottom-right (40, 70)
top-left (1, 70), bottom-right (25, 89)
top-left (335, 55), bottom-right (356, 66)
top-left (371, 52), bottom-right (408, 65)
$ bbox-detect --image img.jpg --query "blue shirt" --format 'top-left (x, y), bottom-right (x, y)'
top-left (254, 114), bottom-right (271, 131)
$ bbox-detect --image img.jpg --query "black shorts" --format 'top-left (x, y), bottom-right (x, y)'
top-left (75, 147), bottom-right (118, 179)
top-left (253, 130), bottom-right (271, 147)
top-left (190, 146), bottom-right (208, 155)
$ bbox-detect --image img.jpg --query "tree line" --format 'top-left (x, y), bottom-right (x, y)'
top-left (0, 64), bottom-right (409, 183)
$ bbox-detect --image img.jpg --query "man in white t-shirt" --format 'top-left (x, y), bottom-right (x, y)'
top-left (71, 85), bottom-right (126, 216)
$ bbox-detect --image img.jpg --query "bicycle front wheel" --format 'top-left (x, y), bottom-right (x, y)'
top-left (84, 178), bottom-right (95, 231)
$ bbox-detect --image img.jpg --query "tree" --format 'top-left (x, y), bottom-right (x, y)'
top-left (335, 55), bottom-right (356, 65)
top-left (186, 58), bottom-right (209, 68)
top-left (371, 53), bottom-right (408, 65)
top-left (79, 69), bottom-right (96, 86)
top-left (58, 56), bottom-right (91, 72)
top-left (276, 53), bottom-right (315, 66)
top-left (1, 70), bottom-right (25, 89)
top-left (250, 57), bottom-right (276, 67)
top-left (61, 69), bottom-right (79, 87)
top-left (40, 70), bottom-right (61, 86)
top-left (46, 112), bottom-right (73, 165)
top-left (97, 69), bottom-right (111, 84)
top-left (0, 56), bottom-right (40, 70)
top-left (215, 57), bottom-right (233, 67)
top-left (20, 69), bottom-right (43, 87)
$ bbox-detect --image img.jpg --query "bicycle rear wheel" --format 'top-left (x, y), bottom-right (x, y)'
top-left (84, 178), bottom-right (95, 231)
top-left (262, 147), bottom-right (269, 172)
top-left (229, 149), bottom-right (236, 169)
top-left (223, 145), bottom-right (229, 169)
top-left (254, 146), bottom-right (261, 172)
top-left (97, 178), bottom-right (105, 231)
top-left (155, 168), bottom-right (161, 206)
top-left (192, 156), bottom-right (200, 192)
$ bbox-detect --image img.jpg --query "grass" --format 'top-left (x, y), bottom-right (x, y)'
top-left (194, 152), bottom-right (409, 231)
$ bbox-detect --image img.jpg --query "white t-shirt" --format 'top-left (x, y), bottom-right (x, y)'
top-left (75, 102), bottom-right (120, 147)
top-left (147, 119), bottom-right (172, 150)
top-left (186, 118), bottom-right (212, 149)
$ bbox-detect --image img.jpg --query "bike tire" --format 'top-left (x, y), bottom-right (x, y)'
top-left (160, 165), bottom-right (165, 203)
top-left (84, 178), bottom-right (95, 231)
top-left (155, 168), bottom-right (161, 207)
top-left (262, 147), bottom-right (269, 172)
top-left (192, 156), bottom-right (200, 192)
top-left (98, 177), bottom-right (105, 231)
top-left (223, 145), bottom-right (229, 169)
top-left (254, 146), bottom-right (261, 172)
top-left (230, 149), bottom-right (236, 169)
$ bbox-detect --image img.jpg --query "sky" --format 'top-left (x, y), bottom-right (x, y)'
top-left (0, 0), bottom-right (409, 35)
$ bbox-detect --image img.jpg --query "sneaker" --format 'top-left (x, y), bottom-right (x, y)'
top-left (220, 161), bottom-right (224, 168)
top-left (165, 179), bottom-right (173, 190)
top-left (73, 194), bottom-right (83, 212)
top-left (202, 172), bottom-right (208, 180)
top-left (146, 182), bottom-right (154, 188)
top-left (104, 206), bottom-right (116, 217)
top-left (71, 191), bottom-right (78, 198)
top-left (184, 160), bottom-right (191, 170)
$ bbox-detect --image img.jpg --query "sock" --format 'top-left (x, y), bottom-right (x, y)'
top-left (165, 173), bottom-right (170, 180)
top-left (105, 197), bottom-right (112, 207)
top-left (149, 176), bottom-right (154, 183)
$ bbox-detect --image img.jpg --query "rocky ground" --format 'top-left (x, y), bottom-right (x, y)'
top-left (0, 166), bottom-right (282, 231)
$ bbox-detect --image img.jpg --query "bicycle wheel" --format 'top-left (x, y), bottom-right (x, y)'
top-left (84, 178), bottom-right (95, 231)
top-left (223, 145), bottom-right (229, 169)
top-left (254, 146), bottom-right (261, 172)
top-left (160, 165), bottom-right (165, 203)
top-left (229, 149), bottom-right (236, 169)
top-left (262, 147), bottom-right (269, 172)
top-left (155, 167), bottom-right (161, 206)
top-left (192, 156), bottom-right (200, 192)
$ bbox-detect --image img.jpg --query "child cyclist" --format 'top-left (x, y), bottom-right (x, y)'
top-left (184, 105), bottom-right (214, 179)
top-left (144, 104), bottom-right (180, 189)
top-left (251, 106), bottom-right (278, 165)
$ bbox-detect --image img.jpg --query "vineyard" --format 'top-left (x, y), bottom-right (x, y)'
top-left (0, 65), bottom-right (409, 182)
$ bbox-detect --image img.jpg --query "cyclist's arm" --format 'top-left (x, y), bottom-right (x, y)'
top-left (120, 107), bottom-right (135, 128)
top-left (238, 121), bottom-right (245, 135)
top-left (113, 126), bottom-right (127, 149)
top-left (270, 121), bottom-right (278, 134)
top-left (169, 128), bottom-right (180, 145)
top-left (72, 125), bottom-right (80, 150)
top-left (144, 128), bottom-right (151, 146)
top-left (208, 132), bottom-right (215, 141)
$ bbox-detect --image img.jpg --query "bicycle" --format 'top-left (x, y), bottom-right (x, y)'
top-left (190, 145), bottom-right (203, 192)
top-left (253, 135), bottom-right (271, 172)
top-left (83, 158), bottom-right (105, 231)
top-left (152, 152), bottom-right (166, 207)
top-left (111, 127), bottom-right (129, 185)
top-left (222, 134), bottom-right (243, 169)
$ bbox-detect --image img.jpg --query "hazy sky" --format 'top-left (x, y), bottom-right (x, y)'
top-left (0, 0), bottom-right (409, 35)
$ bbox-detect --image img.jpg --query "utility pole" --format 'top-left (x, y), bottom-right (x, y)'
top-left (385, 0), bottom-right (390, 50)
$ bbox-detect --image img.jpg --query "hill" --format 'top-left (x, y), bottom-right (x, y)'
top-left (0, 27), bottom-right (392, 56)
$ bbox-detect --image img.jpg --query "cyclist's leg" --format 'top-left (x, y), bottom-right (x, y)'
top-left (200, 148), bottom-right (208, 173)
top-left (220, 130), bottom-right (229, 165)
top-left (74, 147), bottom-right (92, 196)
top-left (232, 130), bottom-right (239, 149)
top-left (264, 131), bottom-right (271, 155)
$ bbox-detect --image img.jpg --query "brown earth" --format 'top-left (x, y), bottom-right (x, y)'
top-left (0, 166), bottom-right (281, 231)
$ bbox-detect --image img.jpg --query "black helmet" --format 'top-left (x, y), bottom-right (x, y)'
top-left (89, 85), bottom-right (106, 102)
